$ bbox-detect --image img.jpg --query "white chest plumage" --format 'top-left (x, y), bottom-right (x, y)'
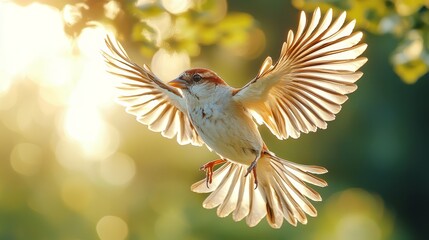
top-left (185, 85), bottom-right (263, 164)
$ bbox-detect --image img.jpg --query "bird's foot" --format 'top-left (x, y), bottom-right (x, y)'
top-left (245, 160), bottom-right (259, 189)
top-left (200, 159), bottom-right (227, 188)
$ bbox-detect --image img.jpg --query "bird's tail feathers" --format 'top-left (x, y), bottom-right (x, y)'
top-left (191, 153), bottom-right (327, 228)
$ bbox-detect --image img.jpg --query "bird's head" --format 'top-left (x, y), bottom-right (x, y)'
top-left (168, 68), bottom-right (226, 93)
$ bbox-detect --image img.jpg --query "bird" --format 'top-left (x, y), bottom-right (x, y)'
top-left (103, 8), bottom-right (367, 228)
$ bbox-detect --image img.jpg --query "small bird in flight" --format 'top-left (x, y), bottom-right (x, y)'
top-left (103, 8), bottom-right (367, 228)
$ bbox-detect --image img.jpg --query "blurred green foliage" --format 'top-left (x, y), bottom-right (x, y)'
top-left (1, 1), bottom-right (429, 240)
top-left (293, 0), bottom-right (429, 83)
top-left (56, 0), bottom-right (264, 59)
top-left (29, 0), bottom-right (429, 82)
top-left (129, 1), bottom-right (261, 58)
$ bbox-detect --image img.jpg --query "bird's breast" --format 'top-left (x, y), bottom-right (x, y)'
top-left (188, 102), bottom-right (263, 164)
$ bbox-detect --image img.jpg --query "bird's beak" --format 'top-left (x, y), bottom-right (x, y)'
top-left (168, 78), bottom-right (187, 89)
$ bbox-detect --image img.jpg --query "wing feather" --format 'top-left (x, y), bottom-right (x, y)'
top-left (103, 35), bottom-right (203, 146)
top-left (233, 8), bottom-right (367, 139)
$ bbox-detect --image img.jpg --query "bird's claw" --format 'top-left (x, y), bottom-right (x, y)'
top-left (244, 160), bottom-right (259, 189)
top-left (245, 160), bottom-right (257, 177)
top-left (200, 159), bottom-right (226, 188)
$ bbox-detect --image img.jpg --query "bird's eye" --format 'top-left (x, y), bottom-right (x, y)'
top-left (193, 74), bottom-right (202, 82)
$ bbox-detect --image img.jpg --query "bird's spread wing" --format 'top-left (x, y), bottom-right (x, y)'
top-left (103, 35), bottom-right (203, 146)
top-left (233, 8), bottom-right (367, 139)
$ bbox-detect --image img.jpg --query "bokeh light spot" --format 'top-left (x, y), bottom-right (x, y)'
top-left (0, 2), bottom-right (69, 83)
top-left (104, 1), bottom-right (121, 20)
top-left (96, 215), bottom-right (129, 240)
top-left (135, 0), bottom-right (157, 7)
top-left (313, 188), bottom-right (393, 240)
top-left (151, 48), bottom-right (190, 81)
top-left (62, 3), bottom-right (88, 26)
top-left (10, 143), bottom-right (43, 176)
top-left (161, 0), bottom-right (192, 15)
top-left (336, 215), bottom-right (381, 240)
top-left (143, 12), bottom-right (173, 47)
top-left (61, 107), bottom-right (120, 160)
top-left (232, 28), bottom-right (266, 59)
top-left (99, 152), bottom-right (136, 186)
top-left (61, 178), bottom-right (93, 212)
